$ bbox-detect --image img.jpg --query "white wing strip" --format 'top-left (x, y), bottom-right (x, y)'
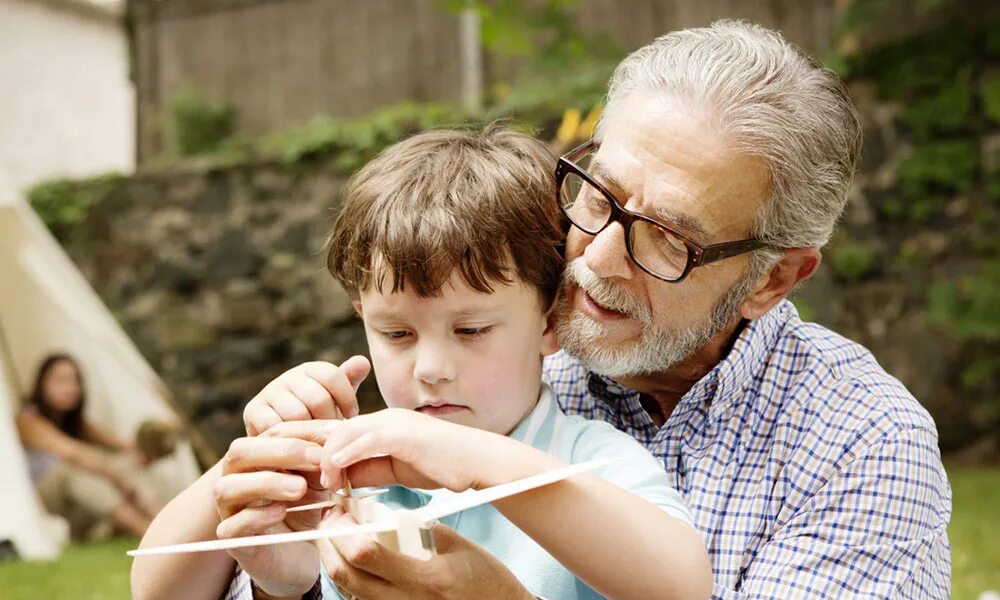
top-left (414, 457), bottom-right (615, 522)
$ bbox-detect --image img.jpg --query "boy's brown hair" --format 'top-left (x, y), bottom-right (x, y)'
top-left (326, 125), bottom-right (565, 307)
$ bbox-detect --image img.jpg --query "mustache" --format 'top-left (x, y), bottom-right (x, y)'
top-left (562, 259), bottom-right (651, 323)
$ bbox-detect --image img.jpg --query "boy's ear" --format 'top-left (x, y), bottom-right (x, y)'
top-left (351, 299), bottom-right (363, 317)
top-left (540, 305), bottom-right (560, 357)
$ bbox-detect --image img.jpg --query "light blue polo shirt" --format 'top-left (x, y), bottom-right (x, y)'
top-left (323, 383), bottom-right (693, 600)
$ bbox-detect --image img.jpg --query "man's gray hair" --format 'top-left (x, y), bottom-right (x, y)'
top-left (598, 19), bottom-right (863, 251)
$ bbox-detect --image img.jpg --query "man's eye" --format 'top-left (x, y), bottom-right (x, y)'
top-left (455, 326), bottom-right (492, 338)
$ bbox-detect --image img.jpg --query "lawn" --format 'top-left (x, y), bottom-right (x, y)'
top-left (0, 467), bottom-right (997, 599)
top-left (0, 536), bottom-right (135, 599)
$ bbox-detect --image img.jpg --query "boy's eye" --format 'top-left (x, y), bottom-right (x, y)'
top-left (380, 330), bottom-right (411, 340)
top-left (455, 326), bottom-right (492, 338)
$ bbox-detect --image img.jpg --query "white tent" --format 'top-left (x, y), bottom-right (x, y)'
top-left (0, 190), bottom-right (201, 560)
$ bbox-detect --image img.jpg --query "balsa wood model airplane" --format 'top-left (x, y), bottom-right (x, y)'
top-left (128, 457), bottom-right (614, 561)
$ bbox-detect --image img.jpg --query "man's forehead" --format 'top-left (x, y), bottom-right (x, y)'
top-left (592, 95), bottom-right (769, 240)
top-left (588, 157), bottom-right (710, 241)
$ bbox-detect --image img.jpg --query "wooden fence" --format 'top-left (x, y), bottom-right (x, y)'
top-left (132, 0), bottom-right (948, 163)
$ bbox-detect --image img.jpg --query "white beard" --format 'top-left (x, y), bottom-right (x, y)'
top-left (554, 258), bottom-right (756, 378)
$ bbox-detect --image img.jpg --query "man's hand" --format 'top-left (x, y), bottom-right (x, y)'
top-left (213, 434), bottom-right (328, 599)
top-left (243, 356), bottom-right (371, 435)
top-left (316, 507), bottom-right (536, 600)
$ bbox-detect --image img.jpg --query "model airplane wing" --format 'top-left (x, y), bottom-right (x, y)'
top-left (127, 457), bottom-right (615, 558)
top-left (126, 521), bottom-right (393, 557)
top-left (413, 457), bottom-right (616, 522)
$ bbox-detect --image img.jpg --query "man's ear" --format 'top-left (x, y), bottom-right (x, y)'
top-left (540, 304), bottom-right (561, 357)
top-left (741, 248), bottom-right (821, 320)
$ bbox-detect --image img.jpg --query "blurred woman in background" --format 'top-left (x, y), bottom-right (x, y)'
top-left (16, 354), bottom-right (160, 539)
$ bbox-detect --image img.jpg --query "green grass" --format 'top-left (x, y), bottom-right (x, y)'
top-left (949, 466), bottom-right (1000, 600)
top-left (0, 537), bottom-right (135, 599)
top-left (0, 468), bottom-right (996, 598)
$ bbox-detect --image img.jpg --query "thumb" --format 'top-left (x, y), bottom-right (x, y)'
top-left (340, 355), bottom-right (371, 391)
top-left (428, 522), bottom-right (469, 554)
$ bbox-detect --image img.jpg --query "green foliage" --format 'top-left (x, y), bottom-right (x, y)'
top-left (928, 260), bottom-right (1000, 342)
top-left (830, 242), bottom-right (878, 281)
top-left (172, 87), bottom-right (235, 155)
top-left (487, 58), bottom-right (616, 123)
top-left (27, 172), bottom-right (122, 238)
top-left (898, 139), bottom-right (978, 196)
top-left (444, 0), bottom-right (621, 68)
top-left (982, 71), bottom-right (1000, 125)
top-left (902, 67), bottom-right (974, 140)
top-left (877, 140), bottom-right (977, 223)
top-left (849, 23), bottom-right (974, 100)
top-left (260, 102), bottom-right (473, 170)
top-left (442, 0), bottom-right (622, 121)
top-left (791, 299), bottom-right (816, 322)
top-left (985, 19), bottom-right (1000, 59)
top-left (928, 261), bottom-right (1000, 392)
top-left (837, 0), bottom-right (887, 37)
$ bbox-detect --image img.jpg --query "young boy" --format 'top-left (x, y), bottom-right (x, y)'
top-left (133, 126), bottom-right (710, 600)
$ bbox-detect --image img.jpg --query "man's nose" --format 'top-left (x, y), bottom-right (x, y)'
top-left (582, 221), bottom-right (634, 281)
top-left (413, 341), bottom-right (457, 386)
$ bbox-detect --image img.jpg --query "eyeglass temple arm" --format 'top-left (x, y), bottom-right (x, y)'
top-left (697, 239), bottom-right (766, 265)
top-left (564, 139), bottom-right (597, 162)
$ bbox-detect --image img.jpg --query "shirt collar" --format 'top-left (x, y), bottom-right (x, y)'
top-left (508, 382), bottom-right (558, 445)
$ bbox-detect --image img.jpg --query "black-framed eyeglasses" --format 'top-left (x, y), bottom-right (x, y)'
top-left (556, 139), bottom-right (768, 283)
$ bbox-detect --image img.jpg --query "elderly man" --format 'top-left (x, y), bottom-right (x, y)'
top-left (133, 19), bottom-right (950, 600)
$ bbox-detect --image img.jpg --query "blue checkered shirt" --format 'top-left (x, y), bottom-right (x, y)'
top-left (544, 299), bottom-right (951, 599)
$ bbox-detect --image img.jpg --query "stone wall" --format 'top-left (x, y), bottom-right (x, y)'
top-left (60, 158), bottom-right (379, 455)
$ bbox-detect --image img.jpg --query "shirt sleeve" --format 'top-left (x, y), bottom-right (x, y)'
top-left (715, 424), bottom-right (951, 599)
top-left (222, 568), bottom-right (253, 600)
top-left (568, 418), bottom-right (694, 527)
top-left (225, 569), bottom-right (323, 600)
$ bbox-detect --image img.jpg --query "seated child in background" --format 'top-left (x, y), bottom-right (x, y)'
top-left (296, 125), bottom-right (709, 599)
top-left (17, 355), bottom-right (168, 540)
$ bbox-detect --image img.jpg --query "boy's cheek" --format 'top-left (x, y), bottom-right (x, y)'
top-left (371, 365), bottom-right (416, 410)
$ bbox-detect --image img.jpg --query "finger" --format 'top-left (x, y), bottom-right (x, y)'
top-left (326, 423), bottom-right (413, 470)
top-left (428, 521), bottom-right (466, 553)
top-left (261, 419), bottom-right (342, 445)
top-left (286, 373), bottom-right (341, 420)
top-left (244, 403), bottom-right (282, 436)
top-left (332, 524), bottom-right (433, 586)
top-left (339, 355), bottom-right (371, 391)
top-left (266, 390), bottom-right (314, 423)
top-left (315, 511), bottom-right (394, 599)
top-left (221, 436), bottom-right (323, 474)
top-left (216, 503), bottom-right (287, 540)
top-left (214, 471), bottom-right (307, 519)
top-left (304, 359), bottom-right (369, 418)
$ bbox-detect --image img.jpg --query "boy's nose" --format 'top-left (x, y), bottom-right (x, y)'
top-left (413, 343), bottom-right (457, 385)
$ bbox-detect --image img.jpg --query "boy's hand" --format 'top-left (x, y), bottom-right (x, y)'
top-left (243, 356), bottom-right (371, 436)
top-left (213, 434), bottom-right (328, 598)
top-left (265, 409), bottom-right (562, 493)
